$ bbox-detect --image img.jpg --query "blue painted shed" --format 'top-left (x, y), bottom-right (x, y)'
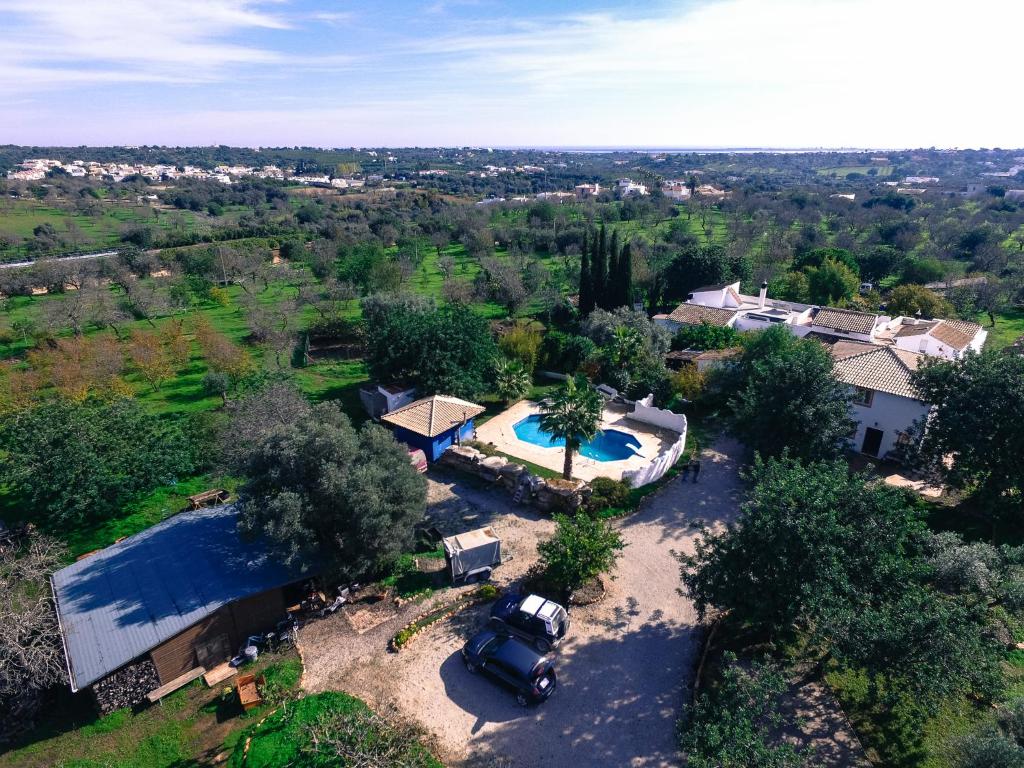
top-left (381, 394), bottom-right (485, 462)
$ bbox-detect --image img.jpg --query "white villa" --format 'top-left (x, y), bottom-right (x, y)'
top-left (656, 280), bottom-right (988, 461)
top-left (616, 178), bottom-right (649, 197)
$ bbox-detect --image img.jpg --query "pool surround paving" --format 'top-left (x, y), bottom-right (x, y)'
top-left (473, 400), bottom-right (678, 482)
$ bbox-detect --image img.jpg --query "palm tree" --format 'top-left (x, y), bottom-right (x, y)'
top-left (493, 357), bottom-right (531, 405)
top-left (539, 375), bottom-right (604, 480)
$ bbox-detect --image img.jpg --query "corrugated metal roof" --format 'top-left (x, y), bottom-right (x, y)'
top-left (52, 506), bottom-right (310, 691)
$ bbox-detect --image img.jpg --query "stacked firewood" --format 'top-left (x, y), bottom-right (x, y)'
top-left (92, 659), bottom-right (159, 714)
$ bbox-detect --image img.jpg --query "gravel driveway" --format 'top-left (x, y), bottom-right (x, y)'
top-left (301, 439), bottom-right (745, 768)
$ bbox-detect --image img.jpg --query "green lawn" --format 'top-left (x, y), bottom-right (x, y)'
top-left (978, 307), bottom-right (1024, 350)
top-left (816, 165), bottom-right (893, 178)
top-left (229, 691), bottom-right (442, 768)
top-left (0, 655), bottom-right (302, 768)
top-left (0, 199), bottom-right (205, 259)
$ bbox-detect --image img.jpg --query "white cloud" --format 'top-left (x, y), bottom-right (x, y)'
top-left (2, 0), bottom-right (1023, 147)
top-left (0, 0), bottom-right (291, 90)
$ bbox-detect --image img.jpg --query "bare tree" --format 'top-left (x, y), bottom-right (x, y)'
top-left (0, 533), bottom-right (67, 744)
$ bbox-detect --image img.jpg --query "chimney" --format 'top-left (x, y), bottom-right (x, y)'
top-left (759, 281), bottom-right (768, 308)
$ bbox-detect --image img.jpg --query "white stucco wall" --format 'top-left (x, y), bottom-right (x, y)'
top-left (628, 401), bottom-right (687, 433)
top-left (849, 390), bottom-right (931, 458)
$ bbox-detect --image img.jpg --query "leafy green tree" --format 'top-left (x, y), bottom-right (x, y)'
top-left (728, 326), bottom-right (854, 461)
top-left (539, 375), bottom-right (604, 479)
top-left (900, 256), bottom-right (945, 285)
top-left (767, 271), bottom-right (811, 304)
top-left (835, 586), bottom-right (1002, 711)
top-left (794, 246), bottom-right (859, 275)
top-left (580, 306), bottom-right (672, 357)
top-left (681, 455), bottom-right (924, 638)
top-left (539, 331), bottom-right (598, 374)
top-left (886, 284), bottom-right (953, 318)
top-left (680, 652), bottom-right (805, 768)
top-left (237, 403), bottom-right (427, 578)
top-left (362, 295), bottom-right (497, 399)
top-left (663, 243), bottom-right (751, 302)
top-left (672, 322), bottom-right (741, 351)
top-left (492, 357), bottom-right (531, 405)
top-left (0, 398), bottom-right (196, 527)
top-left (956, 736), bottom-right (1024, 768)
top-left (805, 257), bottom-right (859, 305)
top-left (537, 512), bottom-right (625, 591)
top-left (911, 352), bottom-right (1024, 526)
top-left (682, 455), bottom-right (1001, 714)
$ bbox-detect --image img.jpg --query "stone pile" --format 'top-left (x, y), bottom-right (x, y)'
top-left (438, 446), bottom-right (585, 513)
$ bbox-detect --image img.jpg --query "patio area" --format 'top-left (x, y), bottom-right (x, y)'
top-left (473, 399), bottom-right (679, 482)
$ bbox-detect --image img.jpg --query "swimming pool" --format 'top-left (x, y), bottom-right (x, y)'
top-left (513, 415), bottom-right (642, 462)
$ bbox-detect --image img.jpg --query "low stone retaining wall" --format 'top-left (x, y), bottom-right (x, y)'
top-left (438, 445), bottom-right (586, 513)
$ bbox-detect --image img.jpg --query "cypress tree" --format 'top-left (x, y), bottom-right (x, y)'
top-left (593, 224), bottom-right (608, 309)
top-left (579, 231), bottom-right (594, 315)
top-left (607, 230), bottom-right (620, 309)
top-left (618, 243), bottom-right (634, 309)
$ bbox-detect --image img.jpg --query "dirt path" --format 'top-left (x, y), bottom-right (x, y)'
top-left (300, 438), bottom-right (746, 767)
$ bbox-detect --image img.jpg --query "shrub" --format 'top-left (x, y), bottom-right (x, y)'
top-left (476, 584), bottom-right (499, 601)
top-left (672, 323), bottom-right (740, 352)
top-left (537, 513), bottom-right (626, 591)
top-left (586, 477), bottom-right (631, 514)
top-left (498, 320), bottom-right (544, 372)
top-left (671, 366), bottom-right (706, 401)
top-left (464, 439), bottom-right (498, 457)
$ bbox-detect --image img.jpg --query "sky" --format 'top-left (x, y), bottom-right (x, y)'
top-left (1, 0), bottom-right (1022, 149)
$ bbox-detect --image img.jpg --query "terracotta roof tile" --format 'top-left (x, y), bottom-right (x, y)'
top-left (832, 346), bottom-right (924, 399)
top-left (381, 395), bottom-right (485, 437)
top-left (811, 307), bottom-right (879, 336)
top-left (666, 304), bottom-right (738, 327)
top-left (894, 321), bottom-right (939, 338)
top-left (930, 319), bottom-right (980, 350)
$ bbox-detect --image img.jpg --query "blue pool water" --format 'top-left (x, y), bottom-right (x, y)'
top-left (513, 415), bottom-right (642, 462)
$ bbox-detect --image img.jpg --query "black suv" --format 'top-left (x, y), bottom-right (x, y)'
top-left (462, 629), bottom-right (557, 705)
top-left (490, 593), bottom-right (569, 652)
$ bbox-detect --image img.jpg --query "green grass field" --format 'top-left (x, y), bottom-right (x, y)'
top-left (0, 656), bottom-right (303, 768)
top-left (0, 199), bottom-right (205, 259)
top-left (978, 307), bottom-right (1024, 350)
top-left (816, 165), bottom-right (894, 178)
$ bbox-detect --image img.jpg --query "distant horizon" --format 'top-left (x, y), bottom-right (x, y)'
top-left (3, 0), bottom-right (1022, 149)
top-left (6, 144), bottom-right (1023, 155)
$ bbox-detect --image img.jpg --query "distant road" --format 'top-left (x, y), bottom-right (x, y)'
top-left (0, 249), bottom-right (120, 270)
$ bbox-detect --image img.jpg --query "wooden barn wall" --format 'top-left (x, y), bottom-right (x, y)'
top-left (229, 589), bottom-right (286, 641)
top-left (147, 588), bottom-right (287, 685)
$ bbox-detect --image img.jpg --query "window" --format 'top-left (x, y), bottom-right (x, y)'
top-left (852, 387), bottom-right (874, 407)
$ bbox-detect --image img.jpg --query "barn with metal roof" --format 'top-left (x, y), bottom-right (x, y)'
top-left (52, 505), bottom-right (311, 696)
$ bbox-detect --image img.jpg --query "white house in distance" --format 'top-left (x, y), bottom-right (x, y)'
top-left (663, 180), bottom-right (692, 201)
top-left (655, 280), bottom-right (988, 460)
top-left (616, 178), bottom-right (648, 196)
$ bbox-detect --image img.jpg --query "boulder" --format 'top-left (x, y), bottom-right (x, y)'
top-left (535, 477), bottom-right (585, 512)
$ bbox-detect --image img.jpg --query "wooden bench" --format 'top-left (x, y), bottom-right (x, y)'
top-left (146, 667), bottom-right (207, 703)
top-left (203, 662), bottom-right (238, 687)
top-left (186, 489), bottom-right (230, 510)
